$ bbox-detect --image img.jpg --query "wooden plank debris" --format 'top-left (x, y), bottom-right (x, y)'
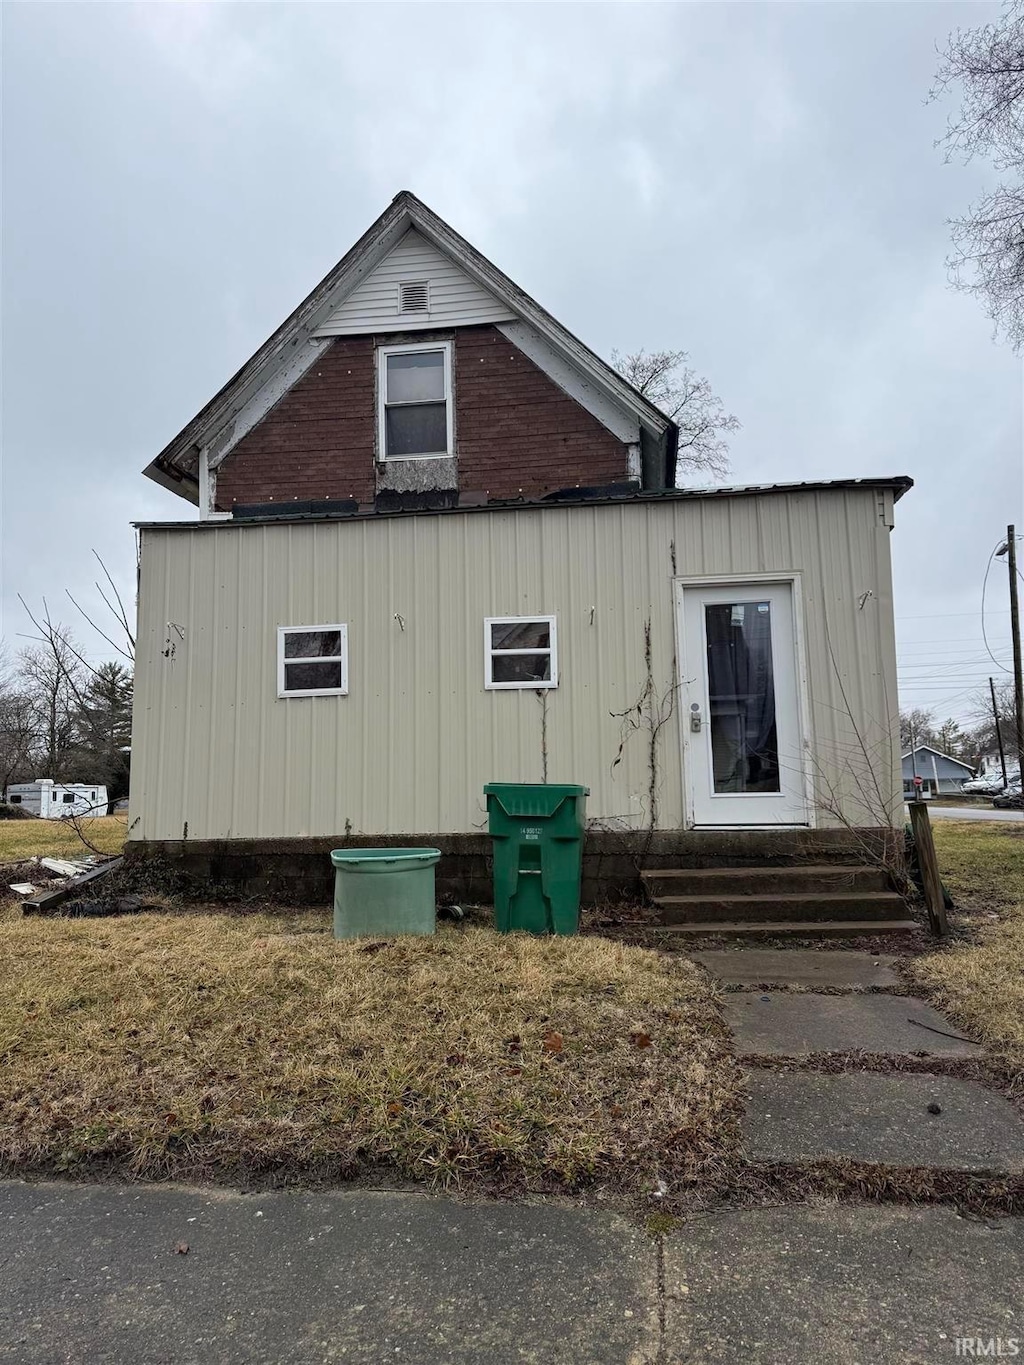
top-left (22, 857), bottom-right (124, 915)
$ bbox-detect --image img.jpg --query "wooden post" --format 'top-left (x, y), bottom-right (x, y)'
top-left (990, 676), bottom-right (1009, 790)
top-left (1007, 526), bottom-right (1024, 772)
top-left (908, 800), bottom-right (948, 937)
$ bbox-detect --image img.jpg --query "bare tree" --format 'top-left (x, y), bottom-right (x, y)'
top-left (933, 0), bottom-right (1024, 346)
top-left (0, 645), bottom-right (39, 793)
top-left (17, 636), bottom-right (86, 781)
top-left (899, 706), bottom-right (937, 752)
top-left (612, 349), bottom-right (739, 481)
top-left (963, 679), bottom-right (1016, 762)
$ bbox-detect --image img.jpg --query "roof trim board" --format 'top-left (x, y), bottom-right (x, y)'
top-left (901, 745), bottom-right (975, 772)
top-left (135, 475), bottom-right (915, 531)
top-left (143, 192), bottom-right (677, 501)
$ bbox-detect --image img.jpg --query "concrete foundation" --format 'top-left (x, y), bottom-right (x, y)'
top-left (123, 827), bottom-right (900, 906)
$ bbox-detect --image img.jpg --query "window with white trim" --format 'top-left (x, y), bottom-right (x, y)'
top-left (484, 616), bottom-right (558, 690)
top-left (277, 625), bottom-right (349, 698)
top-left (377, 341), bottom-right (452, 460)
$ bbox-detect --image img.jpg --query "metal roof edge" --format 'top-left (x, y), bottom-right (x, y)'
top-left (133, 475), bottom-right (915, 531)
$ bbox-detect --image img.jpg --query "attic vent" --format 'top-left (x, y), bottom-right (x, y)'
top-left (399, 280), bottom-right (429, 314)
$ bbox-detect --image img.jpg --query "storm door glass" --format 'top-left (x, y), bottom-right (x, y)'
top-left (704, 601), bottom-right (781, 794)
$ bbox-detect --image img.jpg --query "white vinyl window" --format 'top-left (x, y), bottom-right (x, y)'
top-left (377, 341), bottom-right (453, 460)
top-left (484, 616), bottom-right (558, 690)
top-left (277, 625), bottom-right (349, 698)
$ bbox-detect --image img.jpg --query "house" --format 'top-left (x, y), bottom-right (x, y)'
top-left (127, 192), bottom-right (915, 932)
top-left (901, 747), bottom-right (974, 798)
top-left (4, 780), bottom-right (109, 820)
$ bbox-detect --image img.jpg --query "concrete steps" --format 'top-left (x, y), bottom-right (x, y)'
top-left (642, 864), bottom-right (915, 939)
top-left (656, 919), bottom-right (919, 939)
top-left (643, 864), bottom-right (891, 897)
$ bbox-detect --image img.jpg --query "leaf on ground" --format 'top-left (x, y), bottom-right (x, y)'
top-left (630, 1032), bottom-right (653, 1049)
top-left (542, 1031), bottom-right (563, 1054)
top-left (175, 1242), bottom-right (189, 1255)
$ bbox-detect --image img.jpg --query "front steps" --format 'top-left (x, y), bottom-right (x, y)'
top-left (641, 864), bottom-right (917, 939)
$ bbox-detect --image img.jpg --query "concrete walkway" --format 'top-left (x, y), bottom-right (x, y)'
top-left (2, 1182), bottom-right (1022, 1364)
top-left (698, 950), bottom-right (1024, 1174)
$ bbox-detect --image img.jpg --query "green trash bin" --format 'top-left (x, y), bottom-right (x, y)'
top-left (330, 847), bottom-right (441, 939)
top-left (484, 783), bottom-right (588, 935)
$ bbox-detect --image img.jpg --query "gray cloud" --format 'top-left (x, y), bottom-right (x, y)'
top-left (2, 1), bottom-right (1019, 722)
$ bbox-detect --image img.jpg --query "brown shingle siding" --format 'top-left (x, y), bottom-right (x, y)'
top-left (455, 329), bottom-right (627, 498)
top-left (213, 326), bottom-right (629, 509)
top-left (214, 337), bottom-right (376, 509)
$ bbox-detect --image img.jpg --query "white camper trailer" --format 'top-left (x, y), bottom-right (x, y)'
top-left (3, 779), bottom-right (109, 819)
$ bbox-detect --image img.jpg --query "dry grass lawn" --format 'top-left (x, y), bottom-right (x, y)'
top-left (0, 913), bottom-right (740, 1193)
top-left (0, 815), bottom-right (126, 864)
top-left (907, 821), bottom-right (1024, 1070)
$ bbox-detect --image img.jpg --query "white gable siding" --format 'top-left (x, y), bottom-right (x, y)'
top-left (314, 230), bottom-right (516, 337)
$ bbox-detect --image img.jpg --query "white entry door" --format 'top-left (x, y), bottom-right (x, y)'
top-left (678, 580), bottom-right (809, 827)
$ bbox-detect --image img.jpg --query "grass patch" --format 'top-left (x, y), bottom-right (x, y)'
top-left (906, 822), bottom-right (1024, 1070)
top-left (0, 815), bottom-right (125, 864)
top-left (0, 913), bottom-right (740, 1194)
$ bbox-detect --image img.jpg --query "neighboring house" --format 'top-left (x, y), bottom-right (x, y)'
top-left (128, 192), bottom-right (914, 919)
top-left (901, 747), bottom-right (974, 798)
top-left (4, 780), bottom-right (109, 820)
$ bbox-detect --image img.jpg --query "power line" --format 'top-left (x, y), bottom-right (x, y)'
top-left (982, 544), bottom-right (1013, 674)
top-left (896, 610), bottom-right (1010, 621)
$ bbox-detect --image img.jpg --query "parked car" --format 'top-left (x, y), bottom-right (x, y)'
top-left (965, 768), bottom-right (1020, 795)
top-left (962, 776), bottom-right (997, 794)
top-left (993, 784), bottom-right (1023, 809)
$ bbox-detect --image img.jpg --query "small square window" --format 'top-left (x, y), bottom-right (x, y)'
top-left (378, 343), bottom-right (452, 460)
top-left (278, 625), bottom-right (349, 697)
top-left (484, 616), bottom-right (558, 690)
top-left (62, 792), bottom-right (75, 803)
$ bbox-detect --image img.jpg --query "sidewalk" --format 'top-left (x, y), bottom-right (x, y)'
top-left (1, 1180), bottom-right (1022, 1363)
top-left (700, 948), bottom-right (1024, 1176)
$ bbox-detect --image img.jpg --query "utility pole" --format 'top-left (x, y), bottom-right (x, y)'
top-left (1003, 526), bottom-right (1024, 773)
top-left (989, 676), bottom-right (1008, 789)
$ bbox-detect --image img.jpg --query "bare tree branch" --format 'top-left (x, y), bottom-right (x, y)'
top-left (611, 348), bottom-right (739, 481)
top-left (933, 1), bottom-right (1024, 346)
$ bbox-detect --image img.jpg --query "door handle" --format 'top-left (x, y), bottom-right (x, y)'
top-left (690, 703), bottom-right (702, 733)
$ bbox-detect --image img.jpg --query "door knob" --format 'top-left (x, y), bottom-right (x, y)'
top-left (690, 703), bottom-right (702, 732)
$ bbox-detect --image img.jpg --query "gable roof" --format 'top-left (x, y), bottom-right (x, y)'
top-left (143, 192), bottom-right (678, 504)
top-left (901, 745), bottom-right (975, 772)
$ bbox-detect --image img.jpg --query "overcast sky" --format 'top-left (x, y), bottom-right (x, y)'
top-left (2, 1), bottom-right (1021, 728)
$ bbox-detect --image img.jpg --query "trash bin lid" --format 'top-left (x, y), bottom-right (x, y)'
top-left (483, 783), bottom-right (589, 818)
top-left (331, 847), bottom-right (441, 870)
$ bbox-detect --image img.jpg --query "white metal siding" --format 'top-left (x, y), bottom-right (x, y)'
top-left (314, 230), bottom-right (515, 336)
top-left (129, 490), bottom-right (902, 841)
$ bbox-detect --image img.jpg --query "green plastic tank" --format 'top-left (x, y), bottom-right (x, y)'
top-left (330, 847), bottom-right (441, 939)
